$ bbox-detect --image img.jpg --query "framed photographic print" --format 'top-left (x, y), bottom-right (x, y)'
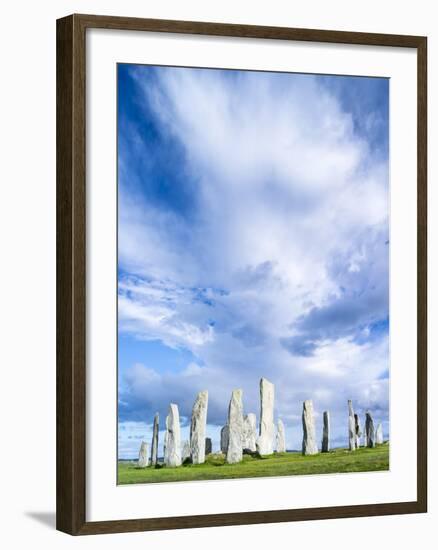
top-left (56, 14), bottom-right (427, 535)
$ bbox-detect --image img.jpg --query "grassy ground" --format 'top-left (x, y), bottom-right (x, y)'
top-left (118, 444), bottom-right (389, 485)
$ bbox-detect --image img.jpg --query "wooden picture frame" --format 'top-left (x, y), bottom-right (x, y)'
top-left (56, 13), bottom-right (427, 535)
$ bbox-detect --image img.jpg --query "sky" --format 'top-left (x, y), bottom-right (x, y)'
top-left (117, 63), bottom-right (389, 459)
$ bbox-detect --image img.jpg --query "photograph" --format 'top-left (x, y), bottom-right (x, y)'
top-left (0, 0), bottom-right (430, 544)
top-left (117, 63), bottom-right (390, 484)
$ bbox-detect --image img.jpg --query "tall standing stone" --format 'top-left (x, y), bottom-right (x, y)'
top-left (354, 413), bottom-right (362, 449)
top-left (226, 389), bottom-right (244, 464)
top-left (163, 414), bottom-right (169, 464)
top-left (276, 419), bottom-right (286, 453)
top-left (257, 378), bottom-right (275, 455)
top-left (205, 437), bottom-right (212, 455)
top-left (365, 412), bottom-right (376, 448)
top-left (375, 422), bottom-right (384, 444)
top-left (321, 410), bottom-right (330, 452)
top-left (190, 390), bottom-right (208, 465)
top-left (150, 412), bottom-right (159, 466)
top-left (302, 400), bottom-right (318, 455)
top-left (138, 441), bottom-right (150, 468)
top-left (220, 425), bottom-right (229, 454)
top-left (182, 440), bottom-right (191, 462)
top-left (165, 403), bottom-right (182, 467)
top-left (242, 413), bottom-right (257, 452)
top-left (348, 400), bottom-right (356, 451)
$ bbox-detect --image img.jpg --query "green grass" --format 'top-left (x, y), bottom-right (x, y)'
top-left (118, 444), bottom-right (389, 485)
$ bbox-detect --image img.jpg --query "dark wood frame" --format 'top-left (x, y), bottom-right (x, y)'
top-left (57, 13), bottom-right (427, 536)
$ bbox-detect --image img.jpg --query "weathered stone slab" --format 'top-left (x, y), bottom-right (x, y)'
top-left (166, 403), bottom-right (182, 467)
top-left (226, 389), bottom-right (244, 464)
top-left (257, 378), bottom-right (275, 455)
top-left (190, 390), bottom-right (208, 464)
top-left (182, 440), bottom-right (191, 462)
top-left (276, 419), bottom-right (286, 453)
top-left (302, 400), bottom-right (318, 455)
top-left (205, 437), bottom-right (212, 455)
top-left (375, 422), bottom-right (384, 444)
top-left (365, 412), bottom-right (376, 448)
top-left (348, 400), bottom-right (356, 451)
top-left (242, 413), bottom-right (257, 452)
top-left (354, 413), bottom-right (362, 450)
top-left (138, 441), bottom-right (149, 468)
top-left (220, 425), bottom-right (229, 454)
top-left (163, 414), bottom-right (169, 464)
top-left (151, 412), bottom-right (159, 466)
top-left (321, 410), bottom-right (330, 453)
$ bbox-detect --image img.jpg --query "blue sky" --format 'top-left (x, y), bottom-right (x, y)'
top-left (117, 64), bottom-right (389, 459)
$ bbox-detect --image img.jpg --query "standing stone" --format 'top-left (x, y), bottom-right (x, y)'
top-left (242, 413), bottom-right (257, 452)
top-left (321, 411), bottom-right (330, 453)
top-left (226, 389), bottom-right (244, 464)
top-left (138, 441), bottom-right (149, 468)
top-left (205, 437), bottom-right (212, 455)
top-left (150, 412), bottom-right (159, 466)
top-left (276, 419), bottom-right (286, 453)
top-left (165, 403), bottom-right (182, 467)
top-left (302, 400), bottom-right (318, 455)
top-left (354, 413), bottom-right (362, 449)
top-left (163, 414), bottom-right (169, 464)
top-left (257, 378), bottom-right (275, 455)
top-left (348, 400), bottom-right (356, 451)
top-left (182, 440), bottom-right (191, 462)
top-left (190, 390), bottom-right (208, 464)
top-left (220, 425), bottom-right (229, 454)
top-left (365, 412), bottom-right (376, 448)
top-left (375, 422), bottom-right (384, 444)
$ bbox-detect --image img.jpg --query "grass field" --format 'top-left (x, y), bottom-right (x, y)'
top-left (118, 444), bottom-right (389, 485)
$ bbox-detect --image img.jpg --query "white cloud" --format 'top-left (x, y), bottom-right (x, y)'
top-left (118, 276), bottom-right (215, 349)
